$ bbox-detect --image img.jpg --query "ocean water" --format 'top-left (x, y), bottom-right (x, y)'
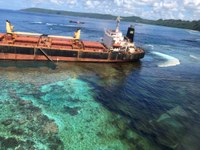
top-left (0, 9), bottom-right (200, 150)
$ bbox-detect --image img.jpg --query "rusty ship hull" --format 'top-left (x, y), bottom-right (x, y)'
top-left (0, 33), bottom-right (144, 63)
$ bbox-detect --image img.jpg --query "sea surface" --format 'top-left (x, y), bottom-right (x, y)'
top-left (0, 9), bottom-right (200, 150)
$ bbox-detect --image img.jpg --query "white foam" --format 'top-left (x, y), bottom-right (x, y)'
top-left (60, 24), bottom-right (77, 27)
top-left (146, 44), bottom-right (154, 49)
top-left (190, 54), bottom-right (200, 60)
top-left (187, 30), bottom-right (200, 36)
top-left (32, 21), bottom-right (43, 24)
top-left (152, 51), bottom-right (180, 67)
top-left (46, 23), bottom-right (57, 26)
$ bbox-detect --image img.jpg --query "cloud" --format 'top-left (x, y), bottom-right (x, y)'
top-left (50, 0), bottom-right (64, 5)
top-left (32, 0), bottom-right (77, 6)
top-left (30, 0), bottom-right (200, 20)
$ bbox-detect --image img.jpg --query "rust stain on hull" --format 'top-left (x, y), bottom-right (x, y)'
top-left (0, 53), bottom-right (144, 63)
top-left (0, 33), bottom-right (145, 63)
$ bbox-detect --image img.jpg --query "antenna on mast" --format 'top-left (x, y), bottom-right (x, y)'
top-left (116, 16), bottom-right (121, 32)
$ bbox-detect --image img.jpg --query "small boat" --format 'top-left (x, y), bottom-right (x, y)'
top-left (69, 20), bottom-right (85, 24)
top-left (0, 17), bottom-right (144, 63)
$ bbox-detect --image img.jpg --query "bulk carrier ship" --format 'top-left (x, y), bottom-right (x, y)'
top-left (0, 17), bottom-right (144, 63)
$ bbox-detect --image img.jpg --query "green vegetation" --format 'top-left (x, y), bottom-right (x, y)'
top-left (22, 8), bottom-right (200, 31)
top-left (21, 8), bottom-right (116, 20)
top-left (152, 19), bottom-right (200, 31)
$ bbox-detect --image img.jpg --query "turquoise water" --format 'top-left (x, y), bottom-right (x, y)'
top-left (0, 10), bottom-right (200, 150)
top-left (0, 63), bottom-right (158, 150)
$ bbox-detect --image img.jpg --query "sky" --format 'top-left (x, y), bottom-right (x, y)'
top-left (0, 0), bottom-right (199, 20)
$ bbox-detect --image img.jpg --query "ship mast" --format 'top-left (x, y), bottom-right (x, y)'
top-left (116, 16), bottom-right (121, 32)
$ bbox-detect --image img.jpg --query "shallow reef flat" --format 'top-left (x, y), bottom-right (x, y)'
top-left (0, 89), bottom-right (63, 149)
top-left (0, 62), bottom-right (157, 150)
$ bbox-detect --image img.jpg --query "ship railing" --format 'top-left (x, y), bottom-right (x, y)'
top-left (105, 29), bottom-right (117, 36)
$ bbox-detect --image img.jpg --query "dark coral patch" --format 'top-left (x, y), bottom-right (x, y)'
top-left (11, 128), bottom-right (24, 135)
top-left (0, 99), bottom-right (64, 150)
top-left (26, 105), bottom-right (42, 112)
top-left (1, 137), bottom-right (19, 149)
top-left (1, 119), bottom-right (13, 126)
top-left (63, 106), bottom-right (81, 116)
top-left (19, 100), bottom-right (32, 105)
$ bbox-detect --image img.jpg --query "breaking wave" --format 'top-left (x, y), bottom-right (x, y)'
top-left (46, 23), bottom-right (57, 26)
top-left (45, 23), bottom-right (77, 27)
top-left (146, 44), bottom-right (154, 49)
top-left (190, 54), bottom-right (200, 60)
top-left (30, 22), bottom-right (79, 28)
top-left (59, 24), bottom-right (77, 27)
top-left (187, 30), bottom-right (200, 36)
top-left (152, 51), bottom-right (180, 67)
top-left (31, 21), bottom-right (43, 24)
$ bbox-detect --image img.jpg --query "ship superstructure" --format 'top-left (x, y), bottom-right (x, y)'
top-left (103, 17), bottom-right (136, 53)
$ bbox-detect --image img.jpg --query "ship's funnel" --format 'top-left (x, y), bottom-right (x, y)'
top-left (126, 25), bottom-right (135, 42)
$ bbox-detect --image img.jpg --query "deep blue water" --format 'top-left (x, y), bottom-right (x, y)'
top-left (0, 9), bottom-right (200, 150)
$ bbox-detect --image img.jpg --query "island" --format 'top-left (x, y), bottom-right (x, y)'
top-left (21, 8), bottom-right (200, 31)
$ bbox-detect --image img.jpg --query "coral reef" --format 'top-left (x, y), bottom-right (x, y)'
top-left (0, 98), bottom-right (64, 150)
top-left (1, 62), bottom-right (199, 150)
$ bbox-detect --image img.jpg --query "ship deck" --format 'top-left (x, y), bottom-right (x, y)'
top-left (0, 33), bottom-right (145, 62)
top-left (0, 33), bottom-right (107, 53)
